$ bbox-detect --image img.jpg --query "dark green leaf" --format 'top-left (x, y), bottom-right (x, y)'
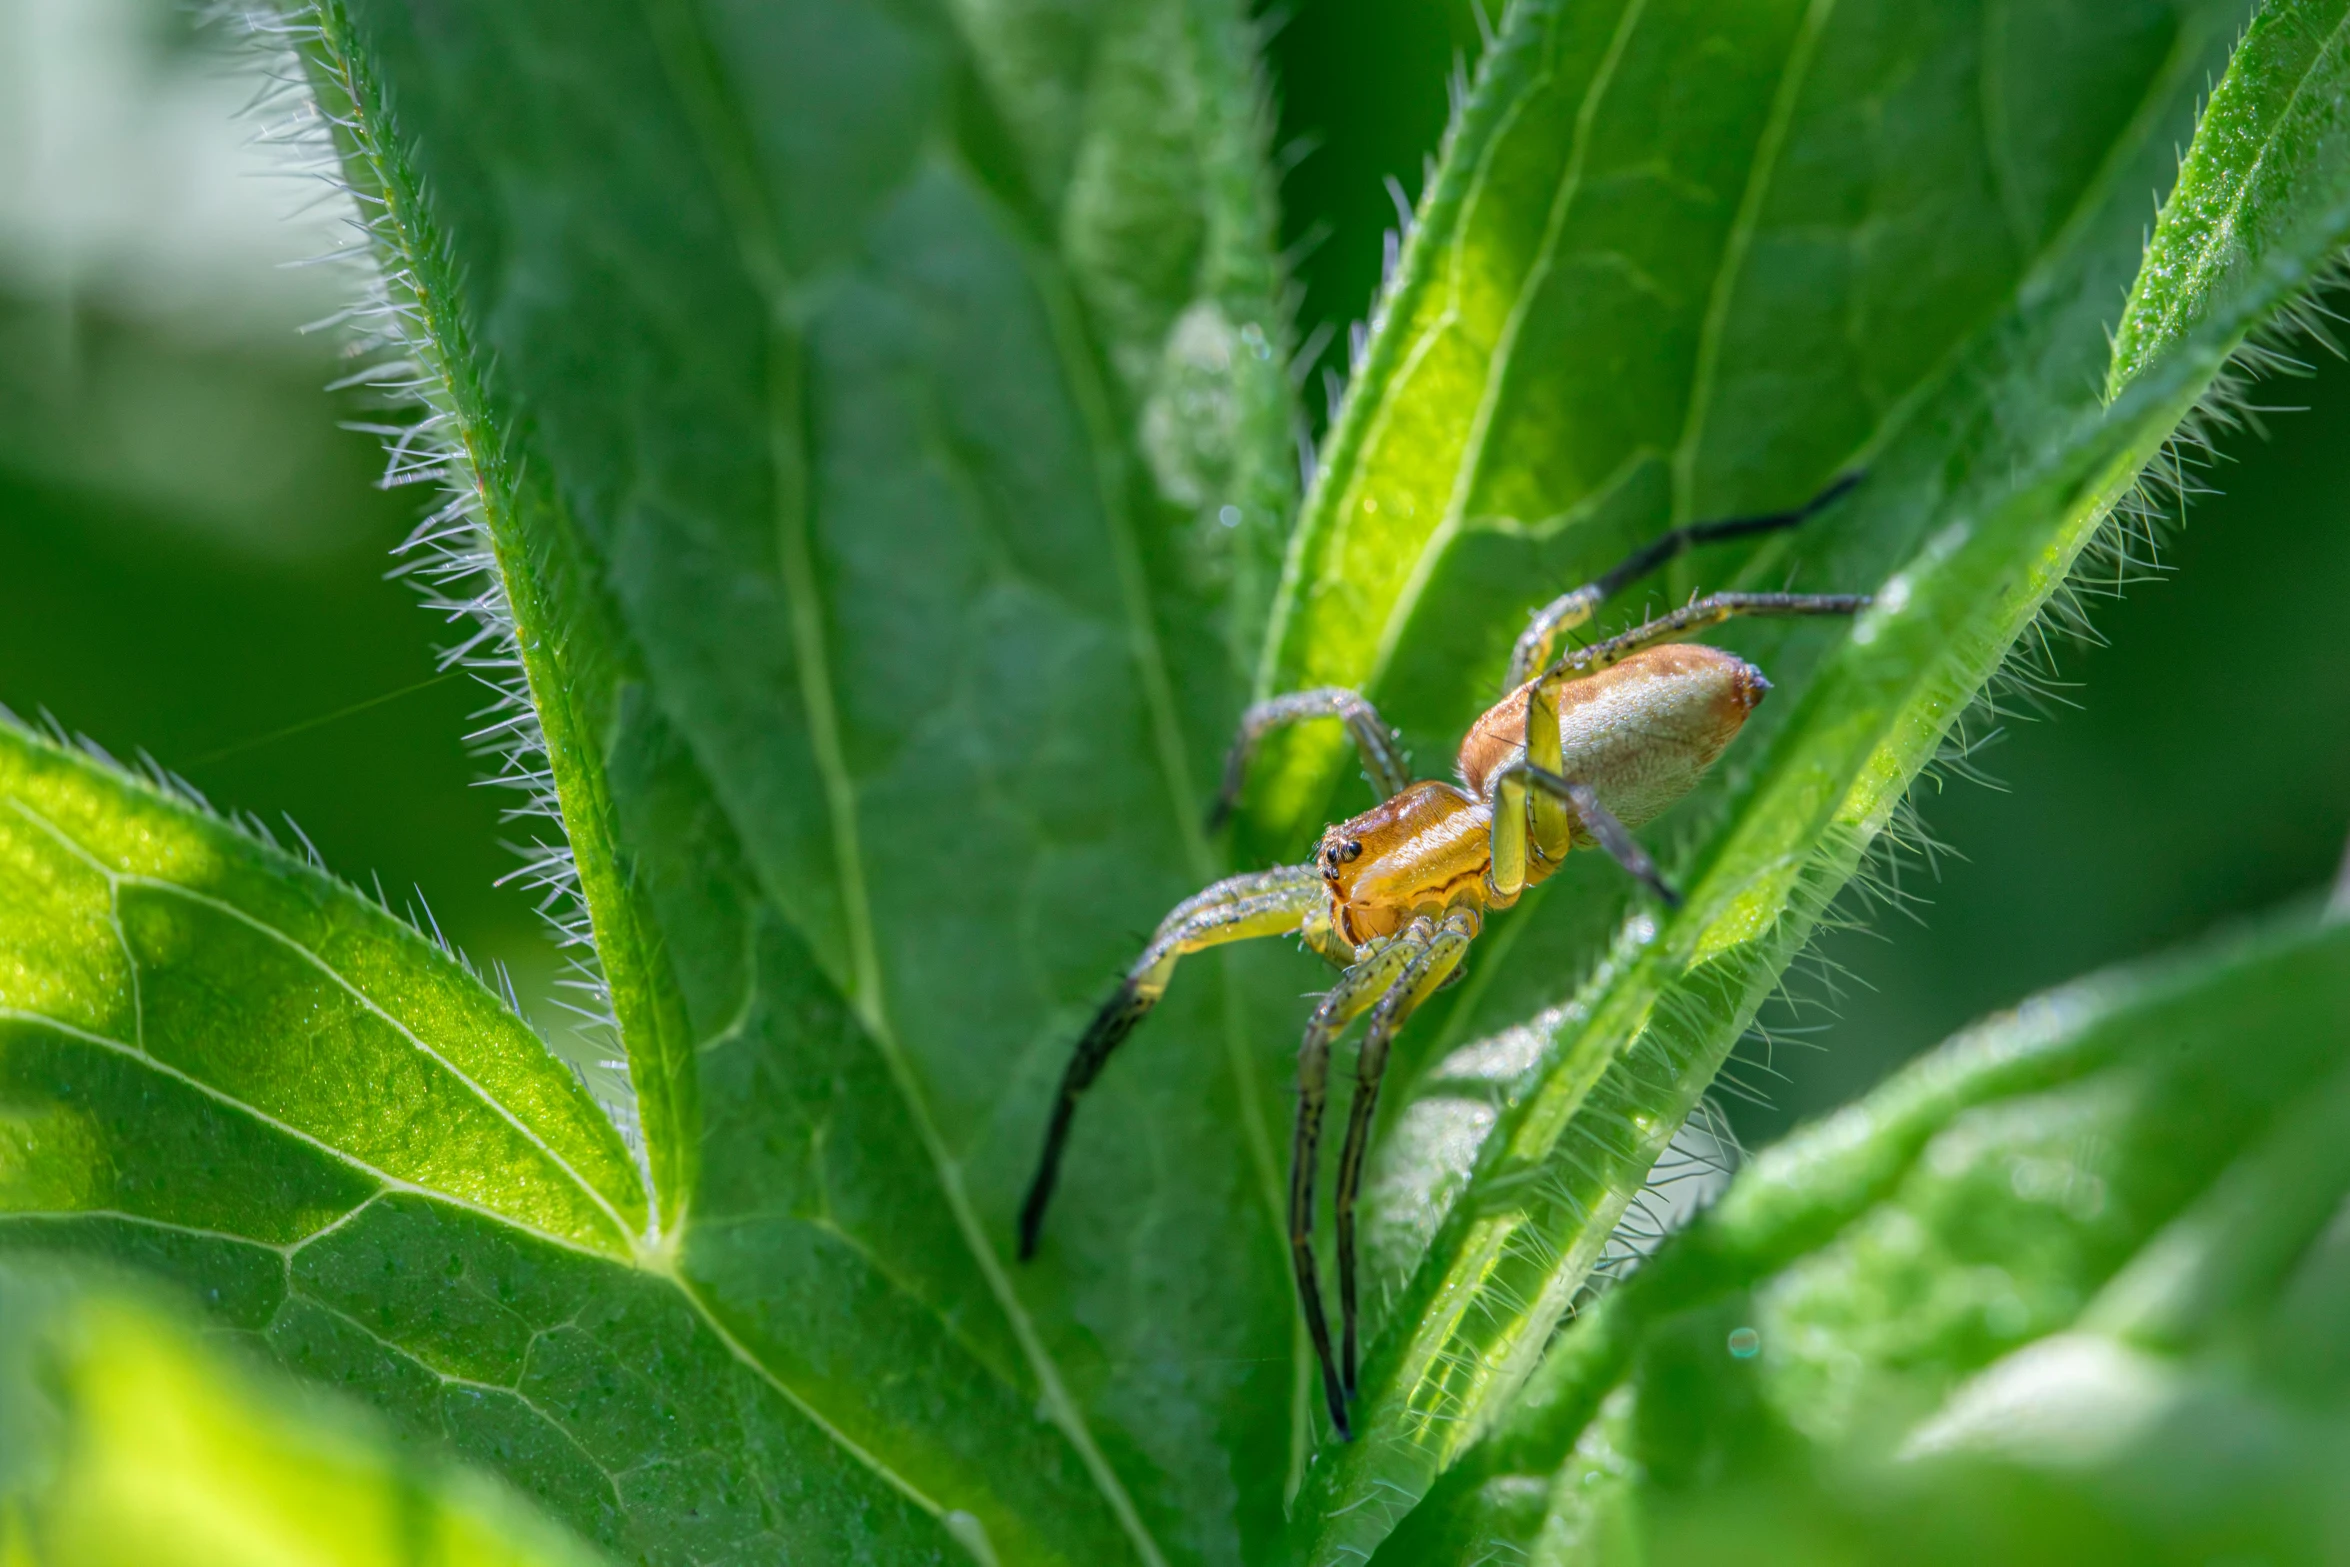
top-left (11, 0), bottom-right (2350, 1559)
top-left (290, 0), bottom-right (1309, 1558)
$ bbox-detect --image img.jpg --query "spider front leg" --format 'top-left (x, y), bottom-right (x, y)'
top-left (1508, 471), bottom-right (1864, 687)
top-left (1334, 906), bottom-right (1478, 1399)
top-left (1207, 687), bottom-right (1411, 831)
top-left (1019, 864), bottom-right (1327, 1260)
top-left (1291, 926), bottom-right (1429, 1440)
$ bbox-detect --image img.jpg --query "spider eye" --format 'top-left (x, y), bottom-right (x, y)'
top-left (1342, 839), bottom-right (1363, 862)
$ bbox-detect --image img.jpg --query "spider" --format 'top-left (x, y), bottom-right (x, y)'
top-left (1018, 475), bottom-right (1868, 1439)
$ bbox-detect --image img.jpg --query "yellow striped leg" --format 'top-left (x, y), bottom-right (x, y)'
top-left (1491, 762), bottom-right (1681, 908)
top-left (1336, 906), bottom-right (1479, 1397)
top-left (1019, 865), bottom-right (1324, 1259)
top-left (1292, 925), bottom-right (1426, 1440)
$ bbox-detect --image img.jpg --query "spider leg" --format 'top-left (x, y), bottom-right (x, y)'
top-left (1292, 925), bottom-right (1427, 1440)
top-left (1534, 589), bottom-right (1870, 689)
top-left (1207, 687), bottom-right (1411, 831)
top-left (1019, 864), bottom-right (1325, 1260)
top-left (1508, 471), bottom-right (1864, 686)
top-left (1520, 666), bottom-right (1577, 869)
top-left (1335, 906), bottom-right (1478, 1397)
top-left (1492, 762), bottom-right (1681, 908)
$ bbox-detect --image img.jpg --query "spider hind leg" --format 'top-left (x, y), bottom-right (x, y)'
top-left (1509, 470), bottom-right (1865, 686)
top-left (1334, 907), bottom-right (1477, 1399)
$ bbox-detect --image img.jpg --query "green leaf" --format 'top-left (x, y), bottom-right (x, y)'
top-left (287, 0), bottom-right (1310, 1558)
top-left (1264, 0), bottom-right (2350, 1550)
top-left (1376, 907), bottom-right (2350, 1565)
top-left (2113, 0), bottom-right (2350, 386)
top-left (0, 724), bottom-right (644, 1254)
top-left (0, 1257), bottom-right (609, 1566)
top-left (12, 0), bottom-right (2350, 1561)
top-left (0, 725), bottom-right (994, 1561)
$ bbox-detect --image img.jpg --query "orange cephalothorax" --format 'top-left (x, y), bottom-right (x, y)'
top-left (1317, 781), bottom-right (1491, 945)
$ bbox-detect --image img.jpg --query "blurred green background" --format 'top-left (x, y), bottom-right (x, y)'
top-left (0, 0), bottom-right (573, 1038)
top-left (4, 0), bottom-right (2343, 1132)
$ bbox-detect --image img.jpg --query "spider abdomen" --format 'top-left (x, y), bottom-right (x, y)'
top-left (1459, 643), bottom-right (1767, 831)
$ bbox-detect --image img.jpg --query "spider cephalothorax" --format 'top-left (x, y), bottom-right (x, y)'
top-left (1018, 477), bottom-right (1868, 1439)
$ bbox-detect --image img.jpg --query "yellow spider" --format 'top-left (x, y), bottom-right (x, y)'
top-left (1019, 476), bottom-right (1867, 1438)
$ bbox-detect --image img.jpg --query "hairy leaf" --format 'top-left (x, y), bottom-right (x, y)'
top-left (1375, 908), bottom-right (2350, 1565)
top-left (0, 727), bottom-right (968, 1561)
top-left (0, 726), bottom-right (643, 1254)
top-left (0, 1258), bottom-right (608, 1566)
top-left (289, 0), bottom-right (1309, 1559)
top-left (1274, 0), bottom-right (2350, 1553)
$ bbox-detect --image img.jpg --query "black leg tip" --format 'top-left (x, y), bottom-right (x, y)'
top-left (1015, 1188), bottom-right (1052, 1259)
top-left (1319, 1371), bottom-right (1353, 1441)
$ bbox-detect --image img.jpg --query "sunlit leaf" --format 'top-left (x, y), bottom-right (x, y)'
top-left (1377, 908), bottom-right (2350, 1565)
top-left (0, 724), bottom-right (643, 1255)
top-left (0, 725), bottom-right (968, 1560)
top-left (0, 1258), bottom-right (608, 1567)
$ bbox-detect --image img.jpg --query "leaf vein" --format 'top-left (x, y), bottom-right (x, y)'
top-left (0, 1007), bottom-right (625, 1264)
top-left (1368, 0), bottom-right (1651, 690)
top-left (1670, 0), bottom-right (1841, 523)
top-left (7, 797), bottom-right (634, 1247)
top-left (639, 8), bottom-right (1167, 1554)
top-left (126, 879), bottom-right (636, 1246)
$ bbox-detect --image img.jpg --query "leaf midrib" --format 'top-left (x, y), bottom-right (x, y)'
top-left (1015, 0), bottom-right (1324, 1489)
top-left (2139, 2), bottom-right (2350, 351)
top-left (636, 5), bottom-right (1174, 1559)
top-left (1668, 0), bottom-right (1840, 524)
